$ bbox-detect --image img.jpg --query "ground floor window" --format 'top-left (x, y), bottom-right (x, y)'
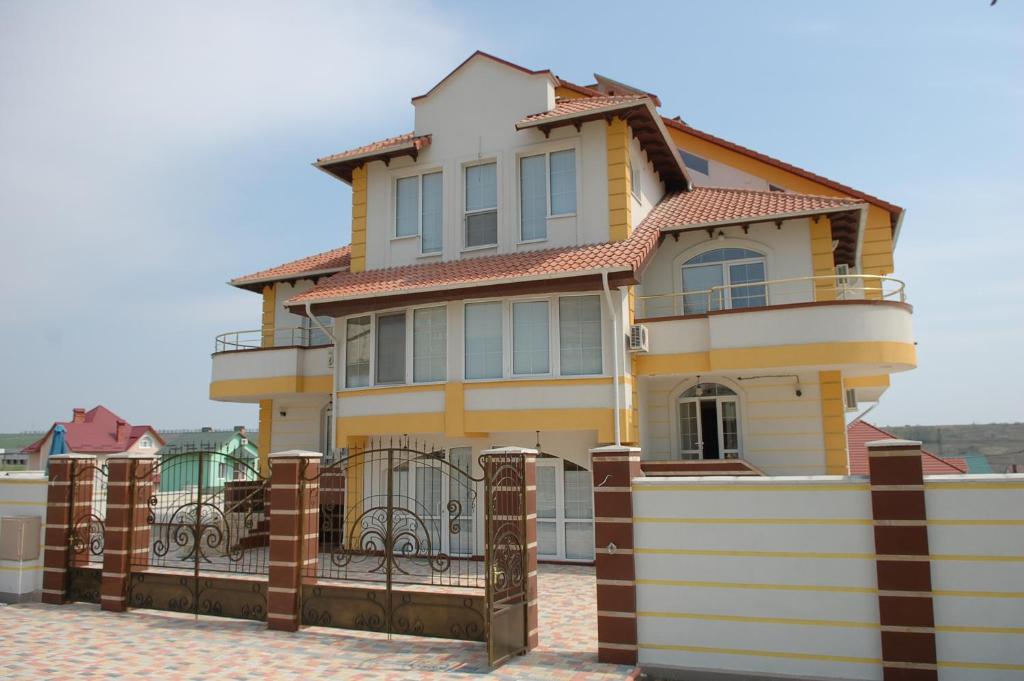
top-left (536, 458), bottom-right (594, 561)
top-left (678, 382), bottom-right (740, 459)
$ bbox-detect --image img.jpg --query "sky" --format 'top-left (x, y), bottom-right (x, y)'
top-left (0, 1), bottom-right (1021, 432)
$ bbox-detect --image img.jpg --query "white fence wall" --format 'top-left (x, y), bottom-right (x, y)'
top-left (0, 472), bottom-right (47, 602)
top-left (632, 474), bottom-right (1024, 681)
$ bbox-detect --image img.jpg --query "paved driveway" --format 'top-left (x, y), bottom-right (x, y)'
top-left (1, 564), bottom-right (633, 680)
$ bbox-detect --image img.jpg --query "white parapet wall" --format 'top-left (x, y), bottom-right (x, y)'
top-left (0, 472), bottom-right (47, 602)
top-left (632, 473), bottom-right (1024, 681)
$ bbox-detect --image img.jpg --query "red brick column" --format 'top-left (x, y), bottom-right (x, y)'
top-left (267, 450), bottom-right (321, 632)
top-left (590, 445), bottom-right (642, 665)
top-left (102, 454), bottom-right (158, 612)
top-left (867, 439), bottom-right (937, 681)
top-left (41, 454), bottom-right (96, 605)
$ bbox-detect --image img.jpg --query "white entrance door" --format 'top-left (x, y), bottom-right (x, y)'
top-left (678, 383), bottom-right (741, 459)
top-left (536, 458), bottom-right (594, 561)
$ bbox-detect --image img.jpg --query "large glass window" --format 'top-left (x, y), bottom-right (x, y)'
top-left (558, 295), bottom-right (602, 375)
top-left (465, 162), bottom-right (497, 248)
top-left (520, 155), bottom-right (547, 241)
top-left (421, 171), bottom-right (443, 254)
top-left (395, 176), bottom-right (419, 238)
top-left (549, 149), bottom-right (576, 215)
top-left (375, 313), bottom-right (406, 384)
top-left (464, 302), bottom-right (502, 379)
top-left (344, 316), bottom-right (371, 388)
top-left (512, 300), bottom-right (550, 375)
top-left (681, 248), bottom-right (767, 314)
top-left (413, 306), bottom-right (446, 383)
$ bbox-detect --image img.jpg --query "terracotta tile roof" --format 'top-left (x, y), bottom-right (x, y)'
top-left (23, 406), bottom-right (164, 455)
top-left (517, 95), bottom-right (649, 126)
top-left (316, 133), bottom-right (431, 166)
top-left (847, 420), bottom-right (967, 476)
top-left (231, 246), bottom-right (351, 289)
top-left (286, 186), bottom-right (861, 308)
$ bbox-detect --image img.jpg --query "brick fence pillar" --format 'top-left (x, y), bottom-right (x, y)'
top-left (102, 454), bottom-right (158, 612)
top-left (590, 445), bottom-right (643, 665)
top-left (41, 454), bottom-right (96, 605)
top-left (867, 439), bottom-right (937, 681)
top-left (267, 450), bottom-right (321, 632)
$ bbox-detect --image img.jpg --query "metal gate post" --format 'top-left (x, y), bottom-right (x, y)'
top-left (41, 453), bottom-right (96, 605)
top-left (267, 450), bottom-right (322, 632)
top-left (102, 453), bottom-right (157, 612)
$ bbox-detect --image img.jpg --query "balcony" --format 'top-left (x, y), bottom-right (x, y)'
top-left (210, 326), bottom-right (333, 402)
top-left (633, 275), bottom-right (916, 376)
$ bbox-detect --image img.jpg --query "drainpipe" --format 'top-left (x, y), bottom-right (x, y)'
top-left (601, 271), bottom-right (622, 447)
top-left (306, 303), bottom-right (338, 459)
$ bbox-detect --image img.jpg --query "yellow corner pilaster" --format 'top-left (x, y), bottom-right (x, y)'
top-left (819, 370), bottom-right (847, 475)
top-left (258, 399), bottom-right (273, 475)
top-left (607, 116), bottom-right (632, 242)
top-left (350, 165), bottom-right (367, 273)
top-left (261, 285), bottom-right (276, 348)
top-left (810, 216), bottom-right (837, 301)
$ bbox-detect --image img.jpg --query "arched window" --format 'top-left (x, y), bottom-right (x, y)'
top-left (138, 436), bottom-right (153, 449)
top-left (681, 248), bottom-right (766, 314)
top-left (678, 382), bottom-right (740, 460)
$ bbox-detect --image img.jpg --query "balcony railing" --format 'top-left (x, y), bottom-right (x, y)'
top-left (636, 274), bottom-right (906, 320)
top-left (214, 326), bottom-right (332, 353)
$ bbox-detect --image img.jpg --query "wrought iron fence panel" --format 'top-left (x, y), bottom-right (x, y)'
top-left (69, 461), bottom-right (108, 567)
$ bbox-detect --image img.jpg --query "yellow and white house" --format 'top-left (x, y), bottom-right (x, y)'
top-left (209, 52), bottom-right (914, 562)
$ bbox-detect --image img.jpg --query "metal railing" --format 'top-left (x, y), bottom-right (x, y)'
top-left (636, 274), bottom-right (906, 320)
top-left (214, 325), bottom-right (331, 353)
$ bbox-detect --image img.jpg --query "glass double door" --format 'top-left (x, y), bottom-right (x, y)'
top-left (679, 397), bottom-right (739, 460)
top-left (536, 459), bottom-right (594, 561)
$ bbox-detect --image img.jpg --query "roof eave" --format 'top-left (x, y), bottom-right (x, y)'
top-left (229, 266), bottom-right (347, 292)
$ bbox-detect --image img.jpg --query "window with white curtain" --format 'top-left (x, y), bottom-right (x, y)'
top-left (464, 302), bottom-right (502, 379)
top-left (464, 162), bottom-right (497, 248)
top-left (519, 149), bottom-right (576, 243)
top-left (375, 313), bottom-right (406, 384)
top-left (395, 176), bottom-right (419, 238)
top-left (413, 306), bottom-right (446, 383)
top-left (512, 300), bottom-right (549, 375)
top-left (421, 172), bottom-right (443, 254)
top-left (345, 316), bottom-right (371, 388)
top-left (449, 447), bottom-right (475, 555)
top-left (558, 295), bottom-right (602, 375)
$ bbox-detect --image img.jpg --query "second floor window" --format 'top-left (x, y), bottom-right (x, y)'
top-left (465, 162), bottom-right (497, 248)
top-left (395, 171), bottom-right (443, 254)
top-left (520, 149), bottom-right (576, 242)
top-left (413, 307), bottom-right (446, 383)
top-left (375, 312), bottom-right (406, 384)
top-left (559, 295), bottom-right (602, 375)
top-left (512, 300), bottom-right (550, 375)
top-left (681, 248), bottom-right (767, 314)
top-left (345, 316), bottom-right (371, 388)
top-left (464, 301), bottom-right (503, 379)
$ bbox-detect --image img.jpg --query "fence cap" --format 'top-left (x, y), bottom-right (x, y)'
top-left (47, 453), bottom-right (96, 460)
top-left (268, 449), bottom-right (323, 460)
top-left (481, 446), bottom-right (538, 456)
top-left (866, 439), bottom-right (922, 449)
top-left (590, 445), bottom-right (642, 454)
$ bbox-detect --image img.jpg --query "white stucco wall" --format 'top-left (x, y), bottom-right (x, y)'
top-left (0, 473), bottom-right (47, 601)
top-left (270, 394), bottom-right (330, 454)
top-left (629, 133), bottom-right (666, 229)
top-left (679, 145), bottom-right (773, 191)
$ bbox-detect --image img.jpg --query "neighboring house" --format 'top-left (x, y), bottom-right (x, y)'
top-left (155, 426), bottom-right (258, 492)
top-left (847, 420), bottom-right (966, 475)
top-left (209, 52), bottom-right (916, 561)
top-left (953, 450), bottom-right (994, 474)
top-left (22, 406), bottom-right (164, 471)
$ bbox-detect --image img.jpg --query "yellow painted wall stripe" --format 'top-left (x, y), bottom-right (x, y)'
top-left (0, 500), bottom-right (46, 507)
top-left (0, 479), bottom-right (47, 485)
top-left (931, 554), bottom-right (1024, 563)
top-left (937, 625), bottom-right (1024, 635)
top-left (638, 642), bottom-right (879, 666)
top-left (635, 341), bottom-right (917, 375)
top-left (925, 482), bottom-right (1024, 490)
top-left (934, 589), bottom-right (1024, 599)
top-left (636, 548), bottom-right (874, 560)
top-left (0, 564), bottom-right (43, 572)
top-left (938, 660), bottom-right (1024, 672)
top-left (638, 578), bottom-right (1024, 599)
top-left (639, 610), bottom-right (876, 629)
top-left (636, 484), bottom-right (870, 492)
top-left (210, 375), bottom-right (332, 399)
top-left (635, 517), bottom-right (871, 526)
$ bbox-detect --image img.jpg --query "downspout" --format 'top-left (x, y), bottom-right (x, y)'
top-left (306, 303), bottom-right (338, 458)
top-left (601, 271), bottom-right (622, 447)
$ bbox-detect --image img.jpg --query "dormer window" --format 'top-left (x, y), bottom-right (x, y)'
top-left (520, 148), bottom-right (576, 242)
top-left (139, 436), bottom-right (153, 449)
top-left (395, 171), bottom-right (443, 254)
top-left (465, 162), bottom-right (498, 248)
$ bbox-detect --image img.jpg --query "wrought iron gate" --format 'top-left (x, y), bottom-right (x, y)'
top-left (127, 451), bottom-right (270, 620)
top-left (483, 452), bottom-right (529, 666)
top-left (66, 460), bottom-right (108, 603)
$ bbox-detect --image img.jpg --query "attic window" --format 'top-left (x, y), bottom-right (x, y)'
top-left (769, 184), bottom-right (785, 192)
top-left (679, 149), bottom-right (709, 176)
top-left (139, 436), bottom-right (153, 449)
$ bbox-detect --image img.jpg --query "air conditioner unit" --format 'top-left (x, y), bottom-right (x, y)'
top-left (844, 388), bottom-right (858, 411)
top-left (628, 324), bottom-right (649, 353)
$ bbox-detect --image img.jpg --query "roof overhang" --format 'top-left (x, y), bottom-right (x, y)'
top-left (517, 99), bottom-right (691, 191)
top-left (229, 267), bottom-right (346, 293)
top-left (314, 135), bottom-right (432, 185)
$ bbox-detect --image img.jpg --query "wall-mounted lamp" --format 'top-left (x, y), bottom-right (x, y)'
top-left (694, 375), bottom-right (704, 396)
top-left (279, 410), bottom-right (287, 418)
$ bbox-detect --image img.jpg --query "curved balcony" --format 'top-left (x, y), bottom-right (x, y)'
top-left (210, 325), bottom-right (333, 402)
top-left (634, 275), bottom-right (915, 376)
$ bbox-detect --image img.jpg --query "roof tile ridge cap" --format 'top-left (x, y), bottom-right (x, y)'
top-left (696, 184), bottom-right (861, 203)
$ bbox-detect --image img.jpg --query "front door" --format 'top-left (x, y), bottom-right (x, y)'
top-left (678, 383), bottom-right (740, 459)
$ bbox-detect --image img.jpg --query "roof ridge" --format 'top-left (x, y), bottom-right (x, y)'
top-left (696, 185), bottom-right (861, 203)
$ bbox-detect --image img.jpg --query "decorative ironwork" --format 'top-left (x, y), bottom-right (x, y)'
top-left (66, 566), bottom-right (102, 604)
top-left (66, 462), bottom-right (108, 603)
top-left (128, 450), bottom-right (269, 619)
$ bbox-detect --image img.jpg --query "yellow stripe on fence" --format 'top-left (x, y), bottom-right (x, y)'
top-left (635, 517), bottom-right (871, 526)
top-left (638, 610), bottom-right (876, 629)
top-left (635, 548), bottom-right (873, 560)
top-left (938, 660), bottom-right (1024, 672)
top-left (638, 643), bottom-right (880, 666)
top-left (637, 578), bottom-right (1024, 600)
top-left (635, 484), bottom-right (870, 492)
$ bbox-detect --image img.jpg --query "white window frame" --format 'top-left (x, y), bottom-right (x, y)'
top-left (630, 157), bottom-right (640, 201)
top-left (557, 293), bottom-right (604, 377)
top-left (138, 436), bottom-right (153, 449)
top-left (536, 458), bottom-right (594, 562)
top-left (517, 147), bottom-right (578, 244)
top-left (463, 298), bottom-right (505, 380)
top-left (411, 304), bottom-right (447, 384)
top-left (391, 169), bottom-right (443, 254)
top-left (510, 298), bottom-right (553, 377)
top-left (680, 249), bottom-right (768, 314)
top-left (342, 304), bottom-right (450, 390)
top-left (462, 159), bottom-right (499, 252)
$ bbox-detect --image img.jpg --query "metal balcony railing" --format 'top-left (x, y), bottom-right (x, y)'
top-left (636, 274), bottom-right (907, 320)
top-left (214, 325), bottom-right (332, 353)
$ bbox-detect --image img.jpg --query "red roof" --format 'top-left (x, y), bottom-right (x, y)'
top-left (231, 246), bottom-right (351, 290)
top-left (23, 406), bottom-right (164, 455)
top-left (316, 133), bottom-right (431, 167)
top-left (517, 95), bottom-right (649, 126)
top-left (285, 186), bottom-right (860, 308)
top-left (847, 420), bottom-right (966, 475)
